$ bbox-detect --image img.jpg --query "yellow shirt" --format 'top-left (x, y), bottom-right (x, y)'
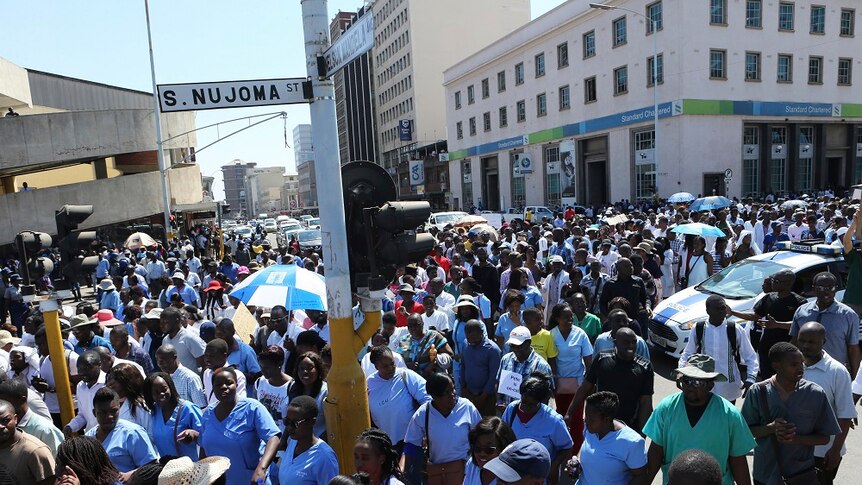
top-left (530, 329), bottom-right (558, 362)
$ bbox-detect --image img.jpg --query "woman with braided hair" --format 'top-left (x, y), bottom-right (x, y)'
top-left (54, 435), bottom-right (120, 485)
top-left (353, 428), bottom-right (407, 485)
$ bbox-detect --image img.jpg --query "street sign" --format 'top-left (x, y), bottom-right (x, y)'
top-left (157, 78), bottom-right (313, 112)
top-left (319, 12), bottom-right (374, 78)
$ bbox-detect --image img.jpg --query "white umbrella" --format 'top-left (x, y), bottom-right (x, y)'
top-left (124, 232), bottom-right (157, 250)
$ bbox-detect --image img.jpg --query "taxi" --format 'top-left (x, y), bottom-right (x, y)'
top-left (649, 241), bottom-right (848, 358)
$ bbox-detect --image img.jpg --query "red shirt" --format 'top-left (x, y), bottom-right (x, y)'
top-left (434, 255), bottom-right (451, 275)
top-left (394, 300), bottom-right (424, 327)
top-left (564, 208), bottom-right (575, 221)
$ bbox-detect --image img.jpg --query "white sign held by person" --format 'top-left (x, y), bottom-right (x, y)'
top-left (498, 370), bottom-right (523, 400)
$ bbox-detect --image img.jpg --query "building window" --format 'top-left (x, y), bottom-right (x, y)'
top-left (647, 1), bottom-right (663, 34)
top-left (583, 30), bottom-right (596, 59)
top-left (810, 5), bottom-right (825, 34)
top-left (456, 121), bottom-right (463, 139)
top-left (455, 91), bottom-right (461, 109)
top-left (511, 153), bottom-right (526, 209)
top-left (461, 160), bottom-right (473, 210)
top-left (746, 0), bottom-right (762, 28)
top-left (838, 58), bottom-right (853, 85)
top-left (710, 0), bottom-right (727, 25)
top-left (516, 100), bottom-right (526, 122)
top-left (647, 53), bottom-right (664, 86)
top-left (467, 85), bottom-right (475, 104)
top-left (840, 9), bottom-right (855, 36)
top-left (613, 16), bottom-right (627, 47)
top-left (483, 112), bottom-right (491, 132)
top-left (770, 126), bottom-right (787, 195)
top-left (537, 93), bottom-right (547, 117)
top-left (808, 56), bottom-right (823, 84)
top-left (469, 117), bottom-right (476, 136)
top-left (742, 126), bottom-right (760, 197)
top-left (777, 54), bottom-right (793, 82)
top-left (779, 2), bottom-right (794, 31)
top-left (515, 62), bottom-right (525, 85)
top-left (745, 52), bottom-right (761, 81)
top-left (481, 78), bottom-right (490, 99)
top-left (557, 43), bottom-right (569, 68)
top-left (535, 53), bottom-right (546, 77)
top-left (499, 106), bottom-right (508, 127)
top-left (497, 71), bottom-right (507, 92)
top-left (544, 146), bottom-right (562, 208)
top-left (584, 76), bottom-right (597, 103)
top-left (559, 85), bottom-right (571, 110)
top-left (634, 130), bottom-right (656, 200)
top-left (613, 66), bottom-right (628, 95)
top-left (797, 126), bottom-right (814, 192)
top-left (710, 49), bottom-right (727, 79)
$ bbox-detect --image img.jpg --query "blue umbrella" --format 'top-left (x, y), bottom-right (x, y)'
top-left (671, 223), bottom-right (728, 238)
top-left (668, 192), bottom-right (696, 203)
top-left (229, 264), bottom-right (327, 311)
top-left (689, 196), bottom-right (733, 211)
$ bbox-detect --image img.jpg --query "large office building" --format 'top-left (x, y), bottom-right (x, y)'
top-left (245, 166), bottom-right (285, 216)
top-left (331, 7), bottom-right (379, 165)
top-left (371, 0), bottom-right (531, 176)
top-left (293, 124), bottom-right (317, 211)
top-left (221, 160), bottom-right (257, 217)
top-left (444, 0), bottom-right (862, 211)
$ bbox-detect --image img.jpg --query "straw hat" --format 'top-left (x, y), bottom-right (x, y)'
top-left (158, 456), bottom-right (231, 485)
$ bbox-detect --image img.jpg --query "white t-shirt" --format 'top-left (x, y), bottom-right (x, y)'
top-left (39, 351), bottom-right (79, 414)
top-left (422, 310), bottom-right (450, 333)
top-left (254, 377), bottom-right (292, 432)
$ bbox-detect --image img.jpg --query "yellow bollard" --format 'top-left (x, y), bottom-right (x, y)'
top-left (40, 299), bottom-right (75, 426)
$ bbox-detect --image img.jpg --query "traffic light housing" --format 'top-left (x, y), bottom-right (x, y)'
top-left (342, 161), bottom-right (435, 291)
top-left (55, 205), bottom-right (99, 288)
top-left (14, 231), bottom-right (54, 289)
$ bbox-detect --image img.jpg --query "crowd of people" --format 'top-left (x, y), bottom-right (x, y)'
top-left (0, 190), bottom-right (859, 484)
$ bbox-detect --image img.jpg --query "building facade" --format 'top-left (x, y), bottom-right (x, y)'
top-left (245, 166), bottom-right (285, 216)
top-left (293, 124), bottom-right (317, 211)
top-left (444, 0), bottom-right (862, 211)
top-left (281, 173), bottom-right (301, 213)
top-left (221, 160), bottom-right (257, 217)
top-left (371, 0), bottom-right (531, 179)
top-left (332, 7), bottom-right (380, 165)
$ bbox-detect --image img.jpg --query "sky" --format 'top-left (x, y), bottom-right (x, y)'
top-left (1, 0), bottom-right (565, 200)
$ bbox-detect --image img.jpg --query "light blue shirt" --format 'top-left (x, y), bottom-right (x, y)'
top-left (278, 439), bottom-right (339, 485)
top-left (85, 419), bottom-right (159, 473)
top-left (151, 401), bottom-right (203, 460)
top-left (367, 369), bottom-right (431, 444)
top-left (495, 312), bottom-right (523, 353)
top-left (99, 290), bottom-right (121, 312)
top-left (228, 336), bottom-right (262, 374)
top-left (593, 331), bottom-right (651, 362)
top-left (199, 398), bottom-right (280, 485)
top-left (577, 422), bottom-right (647, 485)
top-left (499, 287), bottom-right (543, 310)
top-left (404, 398), bottom-right (481, 464)
top-left (165, 284), bottom-right (199, 307)
top-left (552, 326), bottom-right (593, 383)
top-left (463, 457), bottom-right (497, 485)
top-left (502, 402), bottom-right (573, 459)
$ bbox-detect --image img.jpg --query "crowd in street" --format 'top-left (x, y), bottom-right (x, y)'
top-left (0, 189), bottom-right (860, 485)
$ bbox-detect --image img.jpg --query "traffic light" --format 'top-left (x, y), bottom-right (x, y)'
top-left (55, 205), bottom-right (99, 288)
top-left (220, 202), bottom-right (231, 215)
top-left (14, 231), bottom-right (54, 289)
top-left (342, 161), bottom-right (435, 290)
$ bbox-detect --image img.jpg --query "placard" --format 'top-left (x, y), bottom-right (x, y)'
top-left (232, 302), bottom-right (259, 343)
top-left (498, 369), bottom-right (523, 399)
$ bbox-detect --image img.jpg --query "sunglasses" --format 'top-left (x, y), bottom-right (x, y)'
top-left (679, 377), bottom-right (709, 388)
top-left (283, 417), bottom-right (310, 428)
top-left (473, 446), bottom-right (498, 454)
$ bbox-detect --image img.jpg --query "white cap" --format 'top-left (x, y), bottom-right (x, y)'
top-left (507, 326), bottom-right (532, 346)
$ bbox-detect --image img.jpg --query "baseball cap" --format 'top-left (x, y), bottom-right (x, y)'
top-left (484, 439), bottom-right (551, 482)
top-left (506, 326), bottom-right (532, 346)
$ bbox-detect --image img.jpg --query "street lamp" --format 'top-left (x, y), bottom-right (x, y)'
top-left (590, 3), bottom-right (661, 199)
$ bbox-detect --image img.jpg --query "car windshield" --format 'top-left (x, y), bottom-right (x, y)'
top-left (282, 224), bottom-right (301, 232)
top-left (697, 259), bottom-right (789, 299)
top-left (298, 230), bottom-right (320, 242)
top-left (436, 213), bottom-right (466, 223)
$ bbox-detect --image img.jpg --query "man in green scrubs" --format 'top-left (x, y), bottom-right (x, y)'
top-left (643, 354), bottom-right (756, 485)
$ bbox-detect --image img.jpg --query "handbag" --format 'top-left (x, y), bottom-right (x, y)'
top-left (423, 402), bottom-right (466, 485)
top-left (757, 385), bottom-right (817, 485)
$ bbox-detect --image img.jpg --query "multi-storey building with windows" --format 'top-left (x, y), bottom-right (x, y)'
top-left (444, 0), bottom-right (862, 210)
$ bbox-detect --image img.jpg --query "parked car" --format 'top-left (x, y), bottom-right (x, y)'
top-left (263, 218), bottom-right (278, 233)
top-left (649, 241), bottom-right (849, 358)
top-left (296, 229), bottom-right (322, 254)
top-left (426, 211), bottom-right (468, 231)
top-left (306, 218), bottom-right (321, 229)
top-left (524, 206), bottom-right (554, 222)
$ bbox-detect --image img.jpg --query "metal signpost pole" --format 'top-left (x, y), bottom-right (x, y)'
top-left (301, 0), bottom-right (379, 472)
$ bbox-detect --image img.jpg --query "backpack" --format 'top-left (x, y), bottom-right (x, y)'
top-left (695, 321), bottom-right (747, 380)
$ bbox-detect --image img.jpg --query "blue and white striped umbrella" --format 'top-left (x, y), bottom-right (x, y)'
top-left (668, 192), bottom-right (696, 203)
top-left (671, 222), bottom-right (728, 238)
top-left (689, 196), bottom-right (733, 211)
top-left (229, 264), bottom-right (327, 311)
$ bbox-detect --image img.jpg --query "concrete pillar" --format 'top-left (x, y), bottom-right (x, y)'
top-left (93, 159), bottom-right (109, 180)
